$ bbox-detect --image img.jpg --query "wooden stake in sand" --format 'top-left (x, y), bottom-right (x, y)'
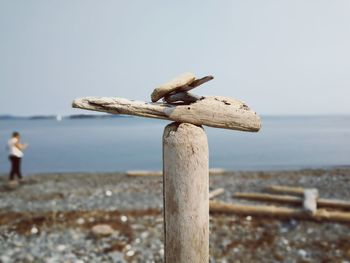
top-left (73, 73), bottom-right (261, 262)
top-left (163, 122), bottom-right (209, 262)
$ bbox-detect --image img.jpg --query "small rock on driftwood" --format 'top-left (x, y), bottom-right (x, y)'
top-left (164, 91), bottom-right (202, 104)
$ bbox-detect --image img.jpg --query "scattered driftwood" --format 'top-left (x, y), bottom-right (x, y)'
top-left (303, 189), bottom-right (319, 215)
top-left (126, 168), bottom-right (226, 177)
top-left (72, 96), bottom-right (261, 132)
top-left (209, 188), bottom-right (225, 199)
top-left (234, 192), bottom-right (350, 210)
top-left (209, 201), bottom-right (350, 223)
top-left (266, 185), bottom-right (320, 214)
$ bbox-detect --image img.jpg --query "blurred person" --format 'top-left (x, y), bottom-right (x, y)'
top-left (7, 131), bottom-right (28, 181)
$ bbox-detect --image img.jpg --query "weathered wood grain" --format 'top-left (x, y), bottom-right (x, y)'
top-left (163, 123), bottom-right (209, 263)
top-left (72, 96), bottom-right (261, 132)
top-left (189, 75), bottom-right (214, 88)
top-left (151, 73), bottom-right (196, 102)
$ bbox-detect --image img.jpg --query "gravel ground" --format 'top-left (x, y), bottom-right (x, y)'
top-left (0, 168), bottom-right (350, 263)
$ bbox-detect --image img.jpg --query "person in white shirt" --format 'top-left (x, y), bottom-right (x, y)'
top-left (7, 131), bottom-right (28, 181)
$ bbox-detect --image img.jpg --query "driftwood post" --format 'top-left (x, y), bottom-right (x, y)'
top-left (163, 122), bottom-right (209, 262)
top-left (72, 73), bottom-right (261, 262)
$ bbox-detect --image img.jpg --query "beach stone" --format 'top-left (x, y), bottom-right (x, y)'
top-left (91, 224), bottom-right (114, 237)
top-left (76, 218), bottom-right (85, 225)
top-left (109, 252), bottom-right (125, 263)
top-left (6, 180), bottom-right (19, 190)
top-left (151, 72), bottom-right (196, 102)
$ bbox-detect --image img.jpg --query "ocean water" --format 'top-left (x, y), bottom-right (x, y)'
top-left (0, 116), bottom-right (349, 174)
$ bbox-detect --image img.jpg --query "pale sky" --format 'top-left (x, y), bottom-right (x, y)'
top-left (1, 0), bottom-right (349, 116)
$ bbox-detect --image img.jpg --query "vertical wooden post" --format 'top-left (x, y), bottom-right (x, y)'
top-left (163, 122), bottom-right (209, 263)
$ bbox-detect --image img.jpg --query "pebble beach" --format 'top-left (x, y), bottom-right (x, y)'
top-left (1, 168), bottom-right (350, 263)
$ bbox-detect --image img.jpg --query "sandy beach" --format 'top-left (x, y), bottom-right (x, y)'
top-left (0, 168), bottom-right (350, 262)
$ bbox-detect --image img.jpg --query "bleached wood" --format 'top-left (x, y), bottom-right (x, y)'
top-left (189, 75), bottom-right (214, 88)
top-left (72, 97), bottom-right (169, 120)
top-left (265, 185), bottom-right (310, 196)
top-left (72, 96), bottom-right (261, 132)
top-left (234, 192), bottom-right (350, 210)
top-left (209, 188), bottom-right (225, 199)
top-left (234, 192), bottom-right (302, 204)
top-left (126, 170), bottom-right (162, 176)
top-left (303, 189), bottom-right (319, 215)
top-left (164, 96), bottom-right (260, 132)
top-left (163, 122), bottom-right (209, 263)
top-left (315, 198), bottom-right (350, 209)
top-left (209, 201), bottom-right (350, 223)
top-left (209, 168), bottom-right (226, 175)
top-left (151, 73), bottom-right (196, 102)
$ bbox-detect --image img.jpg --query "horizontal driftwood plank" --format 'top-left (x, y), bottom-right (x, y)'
top-left (234, 192), bottom-right (350, 210)
top-left (209, 201), bottom-right (350, 223)
top-left (72, 96), bottom-right (261, 132)
top-left (266, 185), bottom-right (310, 195)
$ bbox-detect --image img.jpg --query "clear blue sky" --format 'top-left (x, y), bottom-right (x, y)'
top-left (1, 1), bottom-right (349, 116)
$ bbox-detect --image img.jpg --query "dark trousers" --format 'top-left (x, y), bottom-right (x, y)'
top-left (9, 155), bottom-right (22, 180)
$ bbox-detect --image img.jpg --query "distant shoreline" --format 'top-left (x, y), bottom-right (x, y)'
top-left (0, 114), bottom-right (131, 120)
top-left (1, 166), bottom-right (350, 178)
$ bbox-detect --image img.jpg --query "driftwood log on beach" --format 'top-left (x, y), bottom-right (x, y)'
top-left (265, 185), bottom-right (310, 195)
top-left (72, 96), bottom-right (261, 132)
top-left (209, 201), bottom-right (350, 223)
top-left (126, 170), bottom-right (163, 177)
top-left (234, 192), bottom-right (350, 210)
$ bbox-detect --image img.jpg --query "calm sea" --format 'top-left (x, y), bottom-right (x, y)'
top-left (0, 116), bottom-right (349, 174)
